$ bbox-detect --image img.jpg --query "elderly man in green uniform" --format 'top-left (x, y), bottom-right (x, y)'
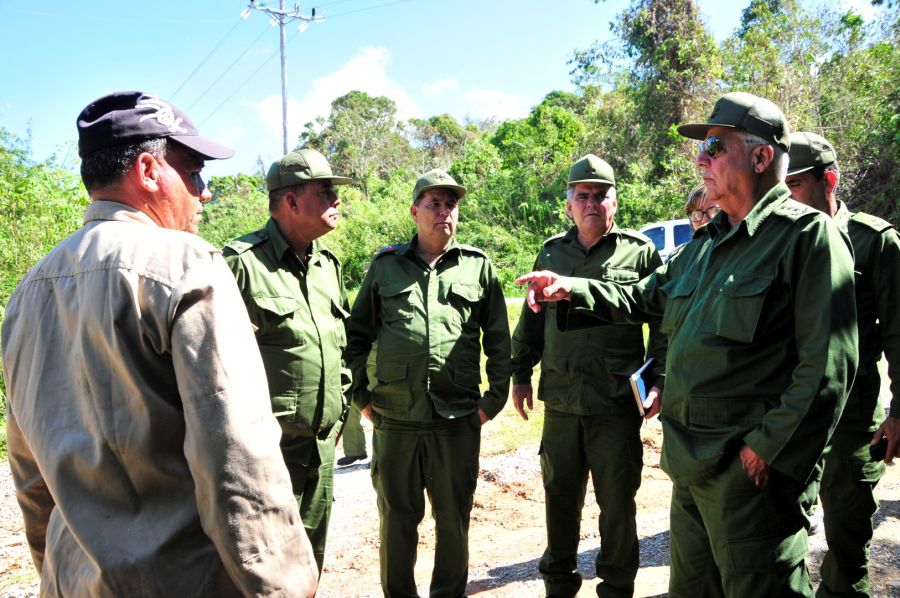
top-left (517, 92), bottom-right (858, 597)
top-left (223, 148), bottom-right (353, 574)
top-left (511, 154), bottom-right (666, 598)
top-left (785, 131), bottom-right (900, 597)
top-left (347, 169), bottom-right (510, 598)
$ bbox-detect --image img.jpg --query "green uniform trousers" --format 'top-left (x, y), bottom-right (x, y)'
top-left (371, 412), bottom-right (482, 598)
top-left (538, 410), bottom-right (643, 598)
top-left (341, 405), bottom-right (367, 458)
top-left (281, 429), bottom-right (335, 574)
top-left (669, 454), bottom-right (815, 597)
top-left (817, 430), bottom-right (885, 597)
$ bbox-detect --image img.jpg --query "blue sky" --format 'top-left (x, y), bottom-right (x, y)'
top-left (0, 0), bottom-right (876, 178)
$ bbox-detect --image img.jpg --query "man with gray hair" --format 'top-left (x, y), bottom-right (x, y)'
top-left (786, 131), bottom-right (900, 597)
top-left (511, 154), bottom-right (665, 598)
top-left (517, 92), bottom-right (858, 596)
top-left (2, 91), bottom-right (317, 596)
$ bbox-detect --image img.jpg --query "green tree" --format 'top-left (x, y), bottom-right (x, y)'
top-left (299, 91), bottom-right (416, 199)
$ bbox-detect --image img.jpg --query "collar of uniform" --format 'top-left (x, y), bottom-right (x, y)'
top-left (407, 234), bottom-right (461, 258)
top-left (84, 199), bottom-right (161, 226)
top-left (265, 217), bottom-right (293, 262)
top-left (833, 200), bottom-right (852, 232)
top-left (264, 218), bottom-right (329, 265)
top-left (743, 182), bottom-right (791, 237)
top-left (562, 222), bottom-right (621, 243)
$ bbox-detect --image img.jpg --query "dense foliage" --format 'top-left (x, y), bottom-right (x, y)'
top-left (1, 1), bottom-right (898, 447)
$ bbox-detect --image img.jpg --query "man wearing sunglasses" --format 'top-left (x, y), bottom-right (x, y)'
top-left (785, 131), bottom-right (900, 597)
top-left (1, 92), bottom-right (317, 596)
top-left (517, 92), bottom-right (857, 597)
top-left (223, 148), bottom-right (354, 576)
top-left (511, 154), bottom-right (666, 598)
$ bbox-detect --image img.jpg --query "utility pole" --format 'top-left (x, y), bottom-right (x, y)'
top-left (242, 0), bottom-right (322, 154)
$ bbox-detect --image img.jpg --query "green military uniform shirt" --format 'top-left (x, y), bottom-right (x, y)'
top-left (223, 218), bottom-right (350, 436)
top-left (347, 235), bottom-right (510, 421)
top-left (512, 224), bottom-right (666, 414)
top-left (833, 202), bottom-right (900, 429)
top-left (561, 183), bottom-right (858, 485)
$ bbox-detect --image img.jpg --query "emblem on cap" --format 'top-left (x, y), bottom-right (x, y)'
top-left (137, 97), bottom-right (187, 134)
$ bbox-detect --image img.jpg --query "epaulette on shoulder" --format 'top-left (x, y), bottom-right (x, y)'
top-left (850, 212), bottom-right (893, 233)
top-left (774, 198), bottom-right (819, 222)
top-left (458, 244), bottom-right (488, 257)
top-left (542, 231), bottom-right (568, 247)
top-left (619, 228), bottom-right (654, 245)
top-left (372, 243), bottom-right (406, 260)
top-left (224, 230), bottom-right (267, 254)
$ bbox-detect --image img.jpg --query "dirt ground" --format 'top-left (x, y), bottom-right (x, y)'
top-left (2, 406), bottom-right (898, 598)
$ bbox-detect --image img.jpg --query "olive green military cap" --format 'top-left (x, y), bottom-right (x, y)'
top-left (678, 92), bottom-right (791, 152)
top-left (787, 132), bottom-right (837, 176)
top-left (266, 148), bottom-right (353, 192)
top-left (568, 154), bottom-right (615, 188)
top-left (412, 169), bottom-right (466, 204)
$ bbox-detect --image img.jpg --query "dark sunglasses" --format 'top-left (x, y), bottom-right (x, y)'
top-left (699, 135), bottom-right (725, 158)
top-left (689, 206), bottom-right (721, 222)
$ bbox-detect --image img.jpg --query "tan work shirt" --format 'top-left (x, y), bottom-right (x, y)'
top-left (1, 201), bottom-right (317, 597)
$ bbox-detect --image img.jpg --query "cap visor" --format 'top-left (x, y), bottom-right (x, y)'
top-left (320, 175), bottom-right (354, 185)
top-left (567, 178), bottom-right (614, 188)
top-left (171, 135), bottom-right (235, 160)
top-left (418, 183), bottom-right (466, 200)
top-left (786, 165), bottom-right (815, 176)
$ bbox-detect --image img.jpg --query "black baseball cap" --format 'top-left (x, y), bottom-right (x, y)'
top-left (77, 91), bottom-right (234, 159)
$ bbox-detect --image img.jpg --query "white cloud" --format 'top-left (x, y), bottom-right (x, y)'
top-left (423, 78), bottom-right (459, 99)
top-left (463, 88), bottom-right (531, 121)
top-left (251, 46), bottom-right (422, 142)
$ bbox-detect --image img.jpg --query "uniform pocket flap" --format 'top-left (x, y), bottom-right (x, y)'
top-left (603, 266), bottom-right (640, 283)
top-left (380, 282), bottom-right (416, 298)
top-left (376, 361), bottom-right (408, 382)
top-left (450, 282), bottom-right (483, 302)
top-left (252, 294), bottom-right (304, 316)
top-left (605, 356), bottom-right (641, 376)
top-left (718, 273), bottom-right (772, 297)
top-left (729, 530), bottom-right (807, 572)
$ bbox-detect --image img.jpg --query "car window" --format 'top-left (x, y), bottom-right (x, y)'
top-left (642, 226), bottom-right (665, 251)
top-left (674, 223), bottom-right (693, 246)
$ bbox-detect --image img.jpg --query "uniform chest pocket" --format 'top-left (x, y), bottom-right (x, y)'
top-left (603, 266), bottom-right (640, 284)
top-left (379, 282), bottom-right (416, 325)
top-left (251, 295), bottom-right (306, 345)
top-left (660, 275), bottom-right (697, 335)
top-left (446, 282), bottom-right (484, 330)
top-left (700, 273), bottom-right (772, 343)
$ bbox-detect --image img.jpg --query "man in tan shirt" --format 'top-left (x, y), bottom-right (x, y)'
top-left (1, 91), bottom-right (317, 597)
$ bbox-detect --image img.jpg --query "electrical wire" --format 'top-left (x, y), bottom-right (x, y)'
top-left (197, 28), bottom-right (303, 127)
top-left (169, 17), bottom-right (245, 101)
top-left (185, 23), bottom-right (273, 114)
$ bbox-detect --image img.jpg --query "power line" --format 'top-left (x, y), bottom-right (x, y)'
top-left (169, 17), bottom-right (245, 101)
top-left (325, 0), bottom-right (414, 19)
top-left (197, 29), bottom-right (302, 129)
top-left (185, 23), bottom-right (272, 115)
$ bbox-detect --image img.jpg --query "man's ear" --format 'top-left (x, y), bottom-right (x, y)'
top-left (409, 203), bottom-right (418, 220)
top-left (824, 170), bottom-right (839, 196)
top-left (752, 145), bottom-right (775, 174)
top-left (136, 153), bottom-right (161, 192)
